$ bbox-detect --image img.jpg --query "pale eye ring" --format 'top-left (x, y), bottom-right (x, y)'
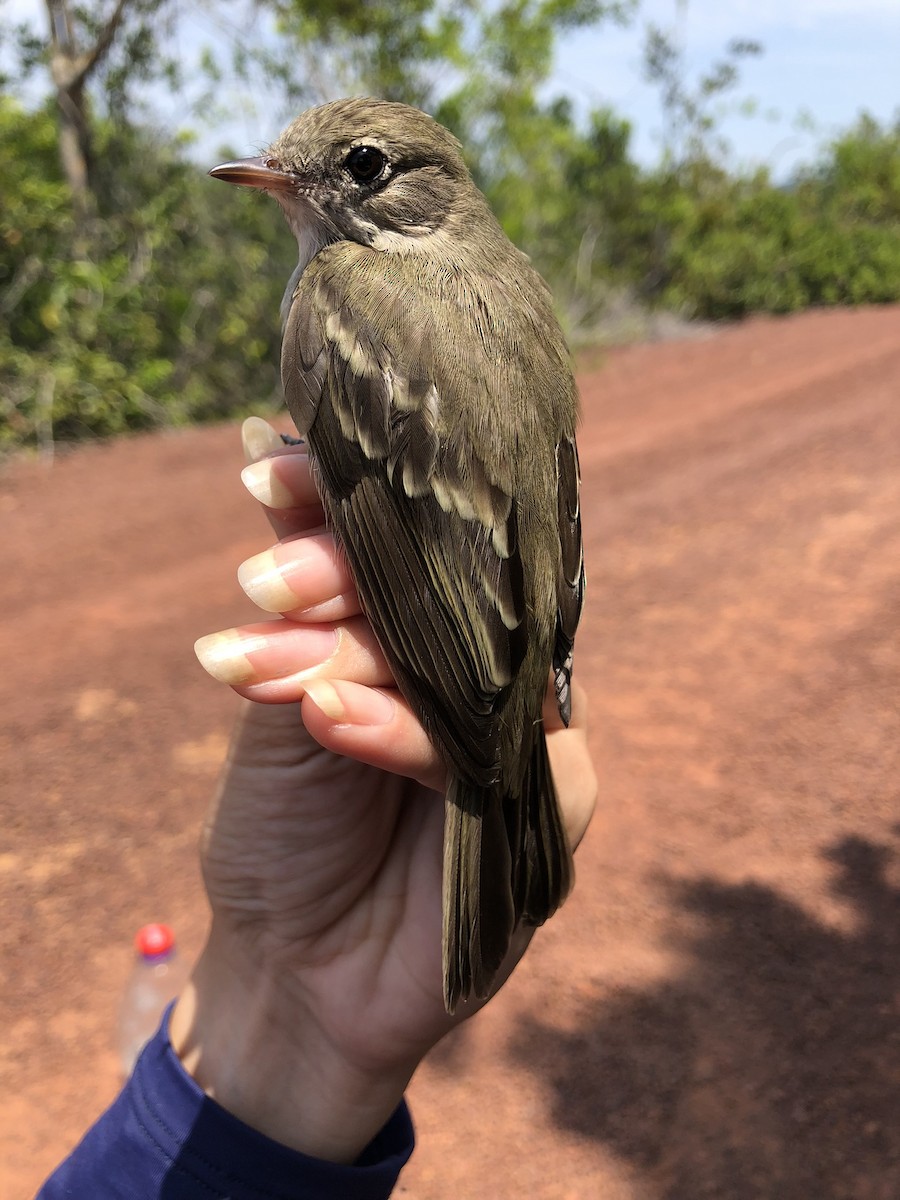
top-left (345, 145), bottom-right (388, 184)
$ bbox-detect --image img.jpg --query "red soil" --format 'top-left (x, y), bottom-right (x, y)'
top-left (3, 305), bottom-right (900, 1198)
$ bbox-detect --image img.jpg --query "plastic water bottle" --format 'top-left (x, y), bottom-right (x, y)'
top-left (118, 923), bottom-right (188, 1076)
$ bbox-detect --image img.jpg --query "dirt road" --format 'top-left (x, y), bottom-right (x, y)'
top-left (3, 306), bottom-right (900, 1198)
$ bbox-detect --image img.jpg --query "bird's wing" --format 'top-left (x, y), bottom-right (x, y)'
top-left (553, 436), bottom-right (584, 727)
top-left (282, 255), bottom-right (527, 786)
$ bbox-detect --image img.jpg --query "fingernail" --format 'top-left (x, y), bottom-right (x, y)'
top-left (302, 680), bottom-right (346, 721)
top-left (241, 459), bottom-right (297, 509)
top-left (194, 631), bottom-right (259, 686)
top-left (304, 680), bottom-right (395, 726)
top-left (241, 417), bottom-right (283, 464)
top-left (237, 548), bottom-right (297, 613)
top-left (194, 627), bottom-right (338, 686)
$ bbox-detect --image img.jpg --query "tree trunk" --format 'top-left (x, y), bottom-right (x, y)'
top-left (53, 72), bottom-right (94, 218)
top-left (44, 0), bottom-right (131, 219)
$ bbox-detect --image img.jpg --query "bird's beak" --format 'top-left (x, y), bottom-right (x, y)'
top-left (208, 156), bottom-right (296, 193)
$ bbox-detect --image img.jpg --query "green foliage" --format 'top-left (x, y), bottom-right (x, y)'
top-left (0, 97), bottom-right (293, 450)
top-left (650, 116), bottom-right (900, 319)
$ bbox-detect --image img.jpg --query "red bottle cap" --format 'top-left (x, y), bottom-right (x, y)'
top-left (134, 923), bottom-right (175, 959)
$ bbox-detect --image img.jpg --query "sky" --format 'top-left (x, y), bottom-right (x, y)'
top-left (5, 0), bottom-right (899, 179)
top-left (555, 0), bottom-right (900, 176)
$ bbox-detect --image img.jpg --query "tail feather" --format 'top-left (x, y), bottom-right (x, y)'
top-left (517, 726), bottom-right (573, 926)
top-left (442, 781), bottom-right (513, 1012)
top-left (441, 726), bottom-right (574, 1012)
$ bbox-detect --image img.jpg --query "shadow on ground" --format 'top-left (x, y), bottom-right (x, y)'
top-left (513, 835), bottom-right (900, 1200)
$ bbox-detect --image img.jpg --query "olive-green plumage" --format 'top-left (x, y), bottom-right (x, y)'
top-left (210, 98), bottom-right (585, 1011)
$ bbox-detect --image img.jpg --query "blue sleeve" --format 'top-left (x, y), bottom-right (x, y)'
top-left (37, 1011), bottom-right (415, 1199)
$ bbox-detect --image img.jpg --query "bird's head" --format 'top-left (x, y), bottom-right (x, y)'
top-left (209, 97), bottom-right (480, 260)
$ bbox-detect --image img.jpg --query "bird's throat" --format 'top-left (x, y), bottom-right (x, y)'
top-left (276, 198), bottom-right (335, 325)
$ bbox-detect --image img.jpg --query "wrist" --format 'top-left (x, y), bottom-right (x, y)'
top-left (169, 923), bottom-right (413, 1163)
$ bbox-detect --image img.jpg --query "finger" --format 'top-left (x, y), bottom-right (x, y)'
top-left (544, 679), bottom-right (596, 850)
top-left (301, 679), bottom-right (446, 792)
top-left (237, 532), bottom-right (361, 623)
top-left (240, 417), bottom-right (325, 540)
top-left (194, 614), bottom-right (392, 701)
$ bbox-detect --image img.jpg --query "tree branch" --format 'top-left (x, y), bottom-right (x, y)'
top-left (72, 0), bottom-right (132, 89)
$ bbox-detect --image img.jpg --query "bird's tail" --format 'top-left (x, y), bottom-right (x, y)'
top-left (442, 726), bottom-right (574, 1012)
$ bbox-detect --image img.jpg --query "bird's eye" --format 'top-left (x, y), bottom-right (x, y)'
top-left (345, 146), bottom-right (388, 184)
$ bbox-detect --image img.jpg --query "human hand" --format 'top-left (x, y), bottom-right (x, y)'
top-left (170, 418), bottom-right (596, 1163)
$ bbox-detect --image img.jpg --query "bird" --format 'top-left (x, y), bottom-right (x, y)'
top-left (209, 97), bottom-right (585, 1012)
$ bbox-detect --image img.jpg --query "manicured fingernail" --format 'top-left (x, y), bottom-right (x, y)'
top-left (194, 627), bottom-right (338, 686)
top-left (241, 417), bottom-right (282, 464)
top-left (302, 680), bottom-right (346, 721)
top-left (194, 631), bottom-right (259, 686)
top-left (237, 548), bottom-right (297, 613)
top-left (241, 459), bottom-right (297, 509)
top-left (304, 680), bottom-right (395, 725)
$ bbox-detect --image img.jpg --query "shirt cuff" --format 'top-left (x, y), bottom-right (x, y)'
top-left (38, 1008), bottom-right (415, 1199)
